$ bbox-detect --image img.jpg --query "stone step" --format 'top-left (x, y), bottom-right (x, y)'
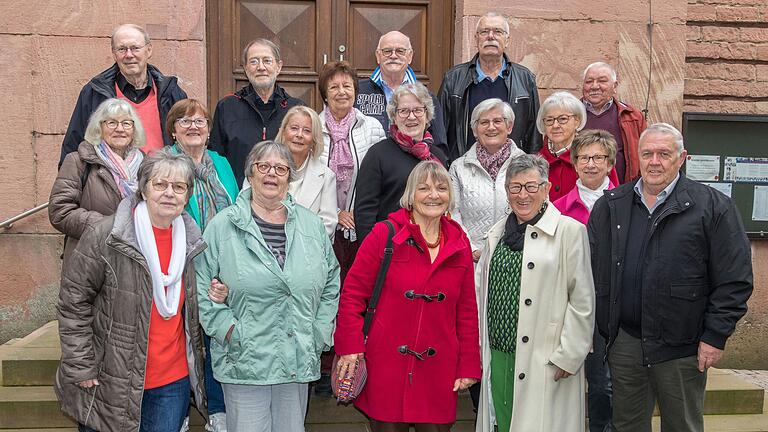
top-left (0, 322), bottom-right (60, 386)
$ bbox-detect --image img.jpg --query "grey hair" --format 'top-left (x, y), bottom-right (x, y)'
top-left (582, 61), bottom-right (618, 82)
top-left (242, 39), bottom-right (281, 65)
top-left (377, 31), bottom-right (412, 50)
top-left (399, 160), bottom-right (455, 211)
top-left (470, 98), bottom-right (515, 134)
top-left (640, 123), bottom-right (685, 154)
top-left (505, 154), bottom-right (549, 186)
top-left (536, 91), bottom-right (588, 135)
top-left (475, 12), bottom-right (510, 34)
top-left (244, 140), bottom-right (297, 182)
top-left (135, 149), bottom-right (196, 203)
top-left (84, 98), bottom-right (146, 149)
top-left (386, 82), bottom-right (435, 124)
top-left (111, 24), bottom-right (151, 48)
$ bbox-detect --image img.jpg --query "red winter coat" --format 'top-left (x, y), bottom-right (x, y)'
top-left (539, 136), bottom-right (619, 202)
top-left (334, 208), bottom-right (481, 424)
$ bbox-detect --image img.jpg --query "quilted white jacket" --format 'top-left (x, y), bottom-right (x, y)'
top-left (449, 142), bottom-right (526, 251)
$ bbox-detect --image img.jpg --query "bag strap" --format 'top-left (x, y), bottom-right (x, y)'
top-left (362, 220), bottom-right (395, 338)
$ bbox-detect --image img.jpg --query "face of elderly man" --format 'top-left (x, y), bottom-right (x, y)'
top-left (638, 131), bottom-right (687, 195)
top-left (582, 64), bottom-right (618, 110)
top-left (475, 15), bottom-right (509, 58)
top-left (375, 31), bottom-right (413, 78)
top-left (112, 26), bottom-right (153, 82)
top-left (245, 43), bottom-right (283, 92)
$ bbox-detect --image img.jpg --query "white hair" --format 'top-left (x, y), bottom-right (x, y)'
top-left (475, 12), bottom-right (510, 34)
top-left (535, 91), bottom-right (588, 135)
top-left (640, 123), bottom-right (685, 154)
top-left (582, 61), bottom-right (618, 82)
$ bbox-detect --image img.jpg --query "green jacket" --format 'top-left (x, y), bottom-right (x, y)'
top-left (196, 188), bottom-right (340, 385)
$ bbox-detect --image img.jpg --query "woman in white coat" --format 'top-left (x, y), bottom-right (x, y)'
top-left (475, 154), bottom-right (595, 432)
top-left (276, 105), bottom-right (338, 238)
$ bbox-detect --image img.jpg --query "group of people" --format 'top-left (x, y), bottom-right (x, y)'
top-left (49, 14), bottom-right (753, 432)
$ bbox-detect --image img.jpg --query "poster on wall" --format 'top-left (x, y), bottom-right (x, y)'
top-left (686, 155), bottom-right (720, 181)
top-left (702, 182), bottom-right (732, 198)
top-left (724, 157), bottom-right (768, 183)
top-left (753, 186), bottom-right (768, 222)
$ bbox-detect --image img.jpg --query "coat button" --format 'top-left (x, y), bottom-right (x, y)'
top-left (524, 298), bottom-right (532, 306)
top-left (518, 373), bottom-right (525, 379)
top-left (527, 262), bottom-right (535, 269)
top-left (530, 232), bottom-right (538, 239)
top-left (554, 185), bottom-right (560, 192)
top-left (522, 336), bottom-right (529, 343)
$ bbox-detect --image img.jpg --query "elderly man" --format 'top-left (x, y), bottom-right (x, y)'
top-left (588, 123), bottom-right (753, 432)
top-left (355, 31), bottom-right (448, 156)
top-left (209, 38), bottom-right (304, 185)
top-left (58, 24), bottom-right (187, 167)
top-left (582, 62), bottom-right (647, 184)
top-left (437, 12), bottom-right (540, 163)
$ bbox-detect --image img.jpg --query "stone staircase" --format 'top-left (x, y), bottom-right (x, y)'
top-left (0, 322), bottom-right (766, 431)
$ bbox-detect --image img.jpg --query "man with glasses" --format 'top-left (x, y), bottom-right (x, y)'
top-left (581, 61), bottom-right (647, 184)
top-left (437, 12), bottom-right (541, 164)
top-left (209, 39), bottom-right (304, 186)
top-left (355, 31), bottom-right (448, 156)
top-left (59, 24), bottom-right (188, 167)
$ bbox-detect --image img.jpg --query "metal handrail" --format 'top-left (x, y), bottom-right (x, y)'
top-left (0, 202), bottom-right (49, 230)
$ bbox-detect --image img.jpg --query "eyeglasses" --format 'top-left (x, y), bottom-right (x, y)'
top-left (102, 120), bottom-right (134, 130)
top-left (253, 161), bottom-right (290, 177)
top-left (151, 180), bottom-right (189, 194)
top-left (176, 118), bottom-right (208, 128)
top-left (576, 154), bottom-right (609, 165)
top-left (113, 44), bottom-right (147, 55)
top-left (477, 117), bottom-right (508, 128)
top-left (543, 114), bottom-right (576, 126)
top-left (507, 181), bottom-right (546, 194)
top-left (477, 28), bottom-right (508, 37)
top-left (396, 107), bottom-right (426, 118)
top-left (378, 47), bottom-right (410, 57)
top-left (247, 57), bottom-right (275, 67)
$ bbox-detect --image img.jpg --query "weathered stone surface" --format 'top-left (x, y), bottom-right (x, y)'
top-left (688, 3), bottom-right (718, 22)
top-left (702, 25), bottom-right (740, 42)
top-left (683, 98), bottom-right (765, 114)
top-left (686, 62), bottom-right (755, 81)
top-left (685, 78), bottom-right (768, 98)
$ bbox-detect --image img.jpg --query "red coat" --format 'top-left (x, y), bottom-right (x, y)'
top-left (539, 136), bottom-right (619, 202)
top-left (615, 99), bottom-right (648, 183)
top-left (553, 180), bottom-right (616, 225)
top-left (334, 208), bottom-right (481, 423)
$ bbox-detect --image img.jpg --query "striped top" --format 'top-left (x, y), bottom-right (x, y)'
top-left (252, 212), bottom-right (287, 269)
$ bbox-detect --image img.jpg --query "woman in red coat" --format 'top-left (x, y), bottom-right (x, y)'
top-left (334, 160), bottom-right (481, 432)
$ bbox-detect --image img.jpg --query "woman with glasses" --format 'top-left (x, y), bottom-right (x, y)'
top-left (50, 98), bottom-right (146, 268)
top-left (475, 154), bottom-right (595, 432)
top-left (335, 160), bottom-right (481, 432)
top-left (536, 92), bottom-right (618, 201)
top-left (55, 151), bottom-right (207, 432)
top-left (354, 82), bottom-right (448, 241)
top-left (196, 141), bottom-right (340, 432)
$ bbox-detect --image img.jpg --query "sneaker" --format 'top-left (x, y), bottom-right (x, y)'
top-left (205, 412), bottom-right (227, 432)
top-left (179, 416), bottom-right (189, 432)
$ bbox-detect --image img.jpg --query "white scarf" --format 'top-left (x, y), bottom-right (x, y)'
top-left (577, 177), bottom-right (610, 211)
top-left (133, 201), bottom-right (187, 318)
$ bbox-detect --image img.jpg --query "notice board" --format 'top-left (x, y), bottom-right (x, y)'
top-left (682, 113), bottom-right (768, 238)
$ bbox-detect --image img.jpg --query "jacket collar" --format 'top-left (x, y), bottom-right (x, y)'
top-left (469, 53), bottom-right (512, 84)
top-left (370, 66), bottom-right (417, 89)
top-left (388, 208), bottom-right (470, 263)
top-left (291, 157), bottom-right (327, 204)
top-left (236, 83), bottom-right (291, 109)
top-left (76, 141), bottom-right (108, 166)
top-left (227, 187), bottom-right (298, 235)
top-left (485, 203), bottom-right (561, 251)
top-left (90, 63), bottom-right (172, 99)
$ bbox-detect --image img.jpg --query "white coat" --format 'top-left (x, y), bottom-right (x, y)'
top-left (290, 156), bottom-right (338, 239)
top-left (475, 204), bottom-right (595, 432)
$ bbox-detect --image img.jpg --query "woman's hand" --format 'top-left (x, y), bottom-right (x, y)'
top-left (453, 378), bottom-right (478, 391)
top-left (77, 378), bottom-right (99, 388)
top-left (553, 366), bottom-right (572, 381)
top-left (338, 211), bottom-right (355, 230)
top-left (472, 250), bottom-right (482, 263)
top-left (208, 278), bottom-right (229, 304)
top-left (335, 353), bottom-right (363, 380)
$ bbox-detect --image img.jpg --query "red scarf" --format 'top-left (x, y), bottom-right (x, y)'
top-left (389, 125), bottom-right (443, 165)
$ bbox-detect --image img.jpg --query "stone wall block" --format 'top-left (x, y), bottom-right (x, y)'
top-left (461, 0), bottom-right (685, 24)
top-left (683, 99), bottom-right (761, 114)
top-left (686, 62), bottom-right (755, 80)
top-left (687, 4), bottom-right (718, 22)
top-left (686, 25), bottom-right (702, 41)
top-left (686, 41), bottom-right (721, 58)
top-left (701, 25), bottom-right (740, 42)
top-left (740, 27), bottom-right (768, 43)
top-left (715, 6), bottom-right (762, 23)
top-left (32, 134), bottom-right (65, 235)
top-left (148, 40), bottom-right (207, 101)
top-left (757, 64), bottom-right (768, 82)
top-left (757, 46), bottom-right (768, 61)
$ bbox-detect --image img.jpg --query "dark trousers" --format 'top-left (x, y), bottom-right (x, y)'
top-left (586, 328), bottom-right (612, 432)
top-left (333, 234), bottom-right (360, 288)
top-left (204, 333), bottom-right (226, 414)
top-left (608, 329), bottom-right (706, 432)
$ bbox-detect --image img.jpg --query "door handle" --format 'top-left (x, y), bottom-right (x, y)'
top-left (338, 45), bottom-right (346, 62)
top-left (323, 54), bottom-right (328, 64)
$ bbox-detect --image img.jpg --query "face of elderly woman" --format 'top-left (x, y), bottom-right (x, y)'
top-left (249, 152), bottom-right (291, 202)
top-left (325, 73), bottom-right (356, 118)
top-left (100, 113), bottom-right (135, 156)
top-left (507, 169), bottom-right (550, 224)
top-left (413, 174), bottom-right (450, 220)
top-left (281, 113), bottom-right (313, 165)
top-left (173, 109), bottom-right (209, 152)
top-left (143, 168), bottom-right (189, 227)
top-left (475, 107), bottom-right (513, 152)
top-left (543, 106), bottom-right (579, 150)
top-left (574, 142), bottom-right (614, 190)
top-left (394, 93), bottom-right (428, 140)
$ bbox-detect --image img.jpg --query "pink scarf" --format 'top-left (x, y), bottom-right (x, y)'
top-left (388, 125), bottom-right (442, 165)
top-left (325, 109), bottom-right (357, 209)
top-left (476, 139), bottom-right (513, 181)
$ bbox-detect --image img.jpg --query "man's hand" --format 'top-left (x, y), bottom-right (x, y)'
top-left (697, 341), bottom-right (723, 372)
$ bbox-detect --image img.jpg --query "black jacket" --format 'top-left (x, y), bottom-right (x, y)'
top-left (59, 64), bottom-right (187, 168)
top-left (209, 84), bottom-right (304, 185)
top-left (355, 78), bottom-right (449, 158)
top-left (587, 175), bottom-right (753, 365)
top-left (437, 54), bottom-right (541, 163)
top-left (354, 137), bottom-right (447, 241)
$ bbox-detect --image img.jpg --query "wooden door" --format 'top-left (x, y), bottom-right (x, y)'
top-left (207, 0), bottom-right (454, 112)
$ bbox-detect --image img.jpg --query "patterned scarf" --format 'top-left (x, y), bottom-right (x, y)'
top-left (95, 141), bottom-right (143, 198)
top-left (388, 124), bottom-right (442, 164)
top-left (476, 139), bottom-right (513, 181)
top-left (325, 109), bottom-right (357, 209)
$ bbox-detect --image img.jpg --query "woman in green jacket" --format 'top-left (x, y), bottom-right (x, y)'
top-left (196, 140), bottom-right (341, 432)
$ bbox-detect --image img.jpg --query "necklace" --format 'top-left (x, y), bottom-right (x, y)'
top-left (410, 211), bottom-right (441, 248)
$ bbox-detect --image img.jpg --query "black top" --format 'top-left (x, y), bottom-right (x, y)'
top-left (465, 77), bottom-right (508, 150)
top-left (116, 72), bottom-right (152, 104)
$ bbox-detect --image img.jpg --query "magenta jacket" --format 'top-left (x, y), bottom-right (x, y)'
top-left (553, 180), bottom-right (616, 225)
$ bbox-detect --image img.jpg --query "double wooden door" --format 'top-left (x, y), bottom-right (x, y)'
top-left (207, 0), bottom-right (454, 111)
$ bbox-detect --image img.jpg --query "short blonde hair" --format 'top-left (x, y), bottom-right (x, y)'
top-left (84, 98), bottom-right (146, 149)
top-left (399, 160), bottom-right (455, 211)
top-left (276, 106), bottom-right (325, 158)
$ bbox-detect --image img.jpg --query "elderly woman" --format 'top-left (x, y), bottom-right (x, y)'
top-left (354, 82), bottom-right (448, 241)
top-left (196, 141), bottom-right (340, 432)
top-left (449, 98), bottom-right (525, 262)
top-left (55, 151), bottom-right (206, 432)
top-left (335, 160), bottom-right (481, 432)
top-left (49, 98), bottom-right (145, 266)
top-left (475, 154), bottom-right (595, 432)
top-left (553, 129), bottom-right (617, 432)
top-left (317, 61), bottom-right (385, 282)
top-left (276, 105), bottom-right (338, 238)
top-left (537, 92), bottom-right (618, 201)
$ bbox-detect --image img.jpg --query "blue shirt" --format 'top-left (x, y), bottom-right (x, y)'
top-left (634, 172), bottom-right (681, 213)
top-left (475, 57), bottom-right (506, 82)
top-left (370, 66), bottom-right (417, 102)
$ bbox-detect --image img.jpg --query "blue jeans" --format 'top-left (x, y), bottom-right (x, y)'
top-left (204, 333), bottom-right (226, 414)
top-left (586, 329), bottom-right (612, 432)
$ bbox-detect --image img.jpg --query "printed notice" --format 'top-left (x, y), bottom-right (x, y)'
top-left (723, 157), bottom-right (768, 183)
top-left (702, 182), bottom-right (732, 198)
top-left (754, 186), bottom-right (768, 221)
top-left (686, 155), bottom-right (720, 181)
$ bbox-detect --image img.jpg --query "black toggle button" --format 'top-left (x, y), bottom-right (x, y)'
top-left (518, 373), bottom-right (526, 379)
top-left (524, 298), bottom-right (532, 306)
top-left (530, 232), bottom-right (538, 239)
top-left (527, 262), bottom-right (535, 269)
top-left (522, 336), bottom-right (529, 343)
